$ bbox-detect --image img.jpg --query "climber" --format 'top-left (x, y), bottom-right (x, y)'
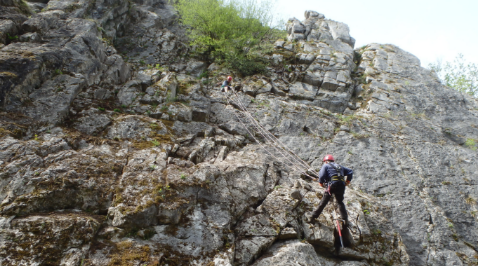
top-left (305, 154), bottom-right (353, 226)
top-left (221, 76), bottom-right (233, 92)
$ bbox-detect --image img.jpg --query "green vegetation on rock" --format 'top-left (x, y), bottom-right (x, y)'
top-left (175, 0), bottom-right (285, 76)
top-left (464, 138), bottom-right (477, 150)
top-left (429, 54), bottom-right (478, 97)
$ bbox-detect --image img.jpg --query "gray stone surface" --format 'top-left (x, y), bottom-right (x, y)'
top-left (283, 12), bottom-right (357, 112)
top-left (0, 1), bottom-right (477, 265)
top-left (252, 240), bottom-right (333, 266)
top-left (0, 212), bottom-right (101, 266)
top-left (0, 4), bottom-right (130, 125)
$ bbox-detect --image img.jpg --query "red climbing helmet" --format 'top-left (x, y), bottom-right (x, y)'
top-left (323, 154), bottom-right (335, 162)
top-left (227, 76), bottom-right (232, 82)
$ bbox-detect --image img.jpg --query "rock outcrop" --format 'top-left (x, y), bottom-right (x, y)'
top-left (282, 11), bottom-right (356, 113)
top-left (0, 1), bottom-right (477, 265)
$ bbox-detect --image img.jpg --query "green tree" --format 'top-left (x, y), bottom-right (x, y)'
top-left (429, 54), bottom-right (478, 97)
top-left (175, 0), bottom-right (283, 76)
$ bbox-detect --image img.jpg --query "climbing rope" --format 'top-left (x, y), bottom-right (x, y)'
top-left (222, 89), bottom-right (362, 240)
top-left (226, 90), bottom-right (319, 177)
top-left (229, 90), bottom-right (316, 172)
top-left (222, 91), bottom-right (309, 176)
top-left (221, 89), bottom-right (320, 179)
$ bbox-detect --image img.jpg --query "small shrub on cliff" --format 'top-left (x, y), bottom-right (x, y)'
top-left (225, 53), bottom-right (268, 76)
top-left (175, 0), bottom-right (283, 76)
top-left (429, 54), bottom-right (478, 97)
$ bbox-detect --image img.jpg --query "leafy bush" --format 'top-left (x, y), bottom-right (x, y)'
top-left (175, 0), bottom-right (283, 76)
top-left (225, 53), bottom-right (268, 76)
top-left (429, 54), bottom-right (478, 97)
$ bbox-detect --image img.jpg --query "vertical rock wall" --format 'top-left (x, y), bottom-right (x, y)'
top-left (0, 2), bottom-right (477, 266)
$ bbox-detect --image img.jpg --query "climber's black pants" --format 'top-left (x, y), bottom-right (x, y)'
top-left (311, 182), bottom-right (348, 221)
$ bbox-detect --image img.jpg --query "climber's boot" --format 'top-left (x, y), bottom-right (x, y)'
top-left (304, 212), bottom-right (318, 223)
top-left (338, 217), bottom-right (349, 228)
top-left (342, 219), bottom-right (349, 228)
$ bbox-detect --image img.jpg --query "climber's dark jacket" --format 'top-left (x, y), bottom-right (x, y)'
top-left (318, 162), bottom-right (353, 184)
top-left (221, 80), bottom-right (231, 88)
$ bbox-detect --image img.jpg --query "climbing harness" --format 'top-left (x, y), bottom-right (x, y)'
top-left (329, 163), bottom-right (346, 182)
top-left (331, 176), bottom-right (345, 182)
top-left (326, 163), bottom-right (346, 196)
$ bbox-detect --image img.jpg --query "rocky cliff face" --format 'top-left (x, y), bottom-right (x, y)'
top-left (1, 1), bottom-right (478, 265)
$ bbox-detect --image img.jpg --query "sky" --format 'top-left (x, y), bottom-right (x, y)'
top-left (273, 0), bottom-right (478, 67)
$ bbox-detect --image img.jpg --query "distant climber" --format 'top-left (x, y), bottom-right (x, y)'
top-left (305, 154), bottom-right (353, 225)
top-left (221, 76), bottom-right (233, 92)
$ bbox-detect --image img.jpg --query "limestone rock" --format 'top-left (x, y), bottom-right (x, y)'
top-left (235, 236), bottom-right (276, 265)
top-left (252, 240), bottom-right (332, 266)
top-left (0, 213), bottom-right (101, 265)
top-left (0, 1), bottom-right (477, 265)
top-left (72, 108), bottom-right (111, 135)
top-left (281, 12), bottom-right (357, 112)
